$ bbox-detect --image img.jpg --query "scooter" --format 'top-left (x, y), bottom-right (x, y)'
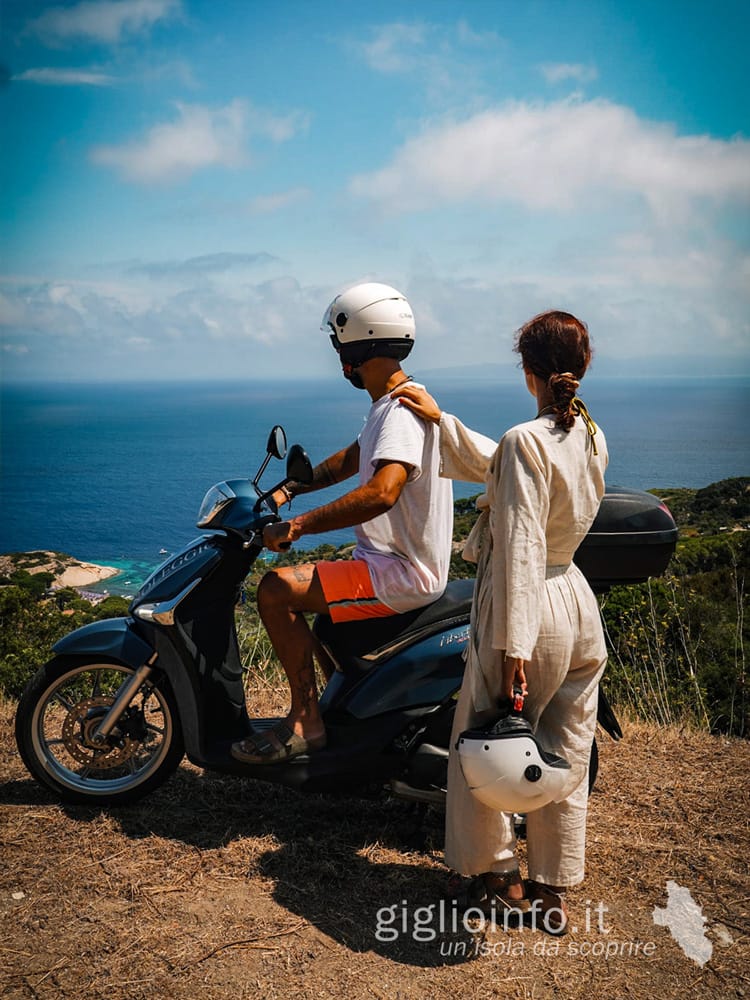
top-left (15, 427), bottom-right (678, 808)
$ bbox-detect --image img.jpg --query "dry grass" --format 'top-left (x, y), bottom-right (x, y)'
top-left (1, 696), bottom-right (748, 1000)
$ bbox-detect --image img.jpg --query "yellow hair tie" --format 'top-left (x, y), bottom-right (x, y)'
top-left (571, 397), bottom-right (598, 455)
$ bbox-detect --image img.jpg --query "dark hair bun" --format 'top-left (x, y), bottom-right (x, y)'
top-left (514, 312), bottom-right (592, 433)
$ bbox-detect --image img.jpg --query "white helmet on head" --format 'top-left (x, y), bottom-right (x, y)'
top-left (322, 281), bottom-right (415, 364)
top-left (457, 714), bottom-right (572, 814)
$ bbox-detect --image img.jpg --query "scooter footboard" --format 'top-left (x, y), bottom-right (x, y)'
top-left (196, 705), bottom-right (453, 795)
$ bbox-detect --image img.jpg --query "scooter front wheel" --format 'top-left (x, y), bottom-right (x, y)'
top-left (15, 657), bottom-right (185, 805)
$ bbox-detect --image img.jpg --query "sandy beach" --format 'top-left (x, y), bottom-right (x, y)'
top-left (0, 552), bottom-right (120, 591)
top-left (53, 562), bottom-right (120, 589)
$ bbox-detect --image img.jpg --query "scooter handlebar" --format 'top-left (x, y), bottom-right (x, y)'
top-left (243, 512), bottom-right (281, 550)
top-left (248, 513), bottom-right (296, 552)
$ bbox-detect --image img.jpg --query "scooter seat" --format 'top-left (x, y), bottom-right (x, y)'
top-left (313, 577), bottom-right (474, 666)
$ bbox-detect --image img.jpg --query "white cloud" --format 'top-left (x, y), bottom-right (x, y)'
top-left (89, 100), bottom-right (264, 183)
top-left (90, 100), bottom-right (307, 183)
top-left (540, 62), bottom-right (598, 84)
top-left (358, 19), bottom-right (501, 75)
top-left (47, 283), bottom-right (87, 313)
top-left (0, 270), bottom-right (330, 378)
top-left (1, 245), bottom-right (747, 379)
top-left (13, 67), bottom-right (115, 86)
top-left (90, 100), bottom-right (246, 182)
top-left (27, 0), bottom-right (181, 47)
top-left (246, 188), bottom-right (310, 215)
top-left (352, 19), bottom-right (504, 103)
top-left (349, 98), bottom-right (750, 221)
top-left (359, 22), bottom-right (428, 74)
top-left (246, 106), bottom-right (311, 143)
top-left (130, 251), bottom-right (281, 278)
top-left (0, 290), bottom-right (27, 326)
top-left (405, 258), bottom-right (749, 373)
top-left (455, 20), bottom-right (502, 48)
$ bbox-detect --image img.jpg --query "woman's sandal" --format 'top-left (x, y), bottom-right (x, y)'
top-left (231, 721), bottom-right (326, 764)
top-left (525, 880), bottom-right (569, 936)
top-left (445, 871), bottom-right (531, 916)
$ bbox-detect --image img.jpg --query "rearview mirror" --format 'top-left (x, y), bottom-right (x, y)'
top-left (267, 425), bottom-right (287, 460)
top-left (286, 444), bottom-right (313, 485)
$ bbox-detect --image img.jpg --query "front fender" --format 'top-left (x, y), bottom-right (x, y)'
top-left (53, 617), bottom-right (155, 669)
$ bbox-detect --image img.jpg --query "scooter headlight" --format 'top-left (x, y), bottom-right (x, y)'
top-left (197, 483), bottom-right (236, 527)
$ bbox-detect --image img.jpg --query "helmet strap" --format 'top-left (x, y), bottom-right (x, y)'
top-left (338, 342), bottom-right (377, 390)
top-left (342, 363), bottom-right (366, 390)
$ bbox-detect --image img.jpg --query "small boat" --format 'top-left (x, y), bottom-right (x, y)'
top-left (159, 548), bottom-right (168, 554)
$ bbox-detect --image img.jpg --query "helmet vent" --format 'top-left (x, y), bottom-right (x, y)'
top-left (336, 312), bottom-right (347, 328)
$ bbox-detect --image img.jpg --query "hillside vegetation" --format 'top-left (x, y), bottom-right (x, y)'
top-left (600, 479), bottom-right (747, 736)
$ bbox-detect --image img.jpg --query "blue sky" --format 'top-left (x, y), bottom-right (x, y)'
top-left (1, 0), bottom-right (748, 381)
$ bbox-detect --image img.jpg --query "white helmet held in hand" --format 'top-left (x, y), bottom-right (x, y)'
top-left (321, 282), bottom-right (415, 387)
top-left (457, 715), bottom-right (572, 814)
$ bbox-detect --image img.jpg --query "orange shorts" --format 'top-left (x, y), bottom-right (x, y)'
top-left (316, 559), bottom-right (396, 623)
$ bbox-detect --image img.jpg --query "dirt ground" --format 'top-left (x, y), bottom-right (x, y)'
top-left (1, 698), bottom-right (748, 1000)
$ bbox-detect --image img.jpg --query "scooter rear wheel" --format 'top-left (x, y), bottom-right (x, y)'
top-left (15, 656), bottom-right (185, 805)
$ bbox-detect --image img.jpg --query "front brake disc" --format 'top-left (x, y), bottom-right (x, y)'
top-left (60, 696), bottom-right (138, 769)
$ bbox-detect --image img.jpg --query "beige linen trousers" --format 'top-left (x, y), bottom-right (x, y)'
top-left (439, 411), bottom-right (609, 887)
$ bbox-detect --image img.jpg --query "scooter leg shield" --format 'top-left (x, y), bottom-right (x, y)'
top-left (53, 618), bottom-right (155, 669)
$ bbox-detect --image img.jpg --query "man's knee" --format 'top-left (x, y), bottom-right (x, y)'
top-left (257, 564), bottom-right (325, 616)
top-left (257, 568), bottom-right (293, 614)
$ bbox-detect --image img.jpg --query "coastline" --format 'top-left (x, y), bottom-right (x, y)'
top-left (0, 552), bottom-right (121, 591)
top-left (54, 561), bottom-right (121, 589)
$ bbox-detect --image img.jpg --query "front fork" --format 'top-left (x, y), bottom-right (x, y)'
top-left (89, 656), bottom-right (157, 746)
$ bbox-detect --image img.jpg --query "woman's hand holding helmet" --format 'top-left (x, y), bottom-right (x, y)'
top-left (502, 655), bottom-right (528, 701)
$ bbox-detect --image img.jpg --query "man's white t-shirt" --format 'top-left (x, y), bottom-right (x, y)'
top-left (353, 386), bottom-right (453, 613)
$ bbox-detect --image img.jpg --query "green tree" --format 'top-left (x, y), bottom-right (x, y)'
top-left (0, 586), bottom-right (130, 698)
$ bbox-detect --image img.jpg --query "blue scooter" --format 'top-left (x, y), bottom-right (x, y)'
top-left (15, 427), bottom-right (677, 807)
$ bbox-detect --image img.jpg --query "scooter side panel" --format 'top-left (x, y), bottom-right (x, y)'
top-left (53, 617), bottom-right (155, 667)
top-left (133, 537), bottom-right (223, 605)
top-left (336, 624), bottom-right (470, 720)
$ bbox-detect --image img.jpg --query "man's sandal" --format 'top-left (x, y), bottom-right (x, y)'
top-left (525, 880), bottom-right (569, 935)
top-left (231, 721), bottom-right (326, 764)
top-left (445, 871), bottom-right (531, 916)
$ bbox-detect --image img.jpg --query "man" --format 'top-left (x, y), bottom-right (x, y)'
top-left (231, 282), bottom-right (453, 764)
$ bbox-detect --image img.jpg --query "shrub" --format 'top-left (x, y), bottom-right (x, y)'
top-left (601, 535), bottom-right (748, 737)
top-left (0, 586), bottom-right (130, 698)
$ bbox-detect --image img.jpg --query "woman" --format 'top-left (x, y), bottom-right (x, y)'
top-left (393, 310), bottom-right (608, 934)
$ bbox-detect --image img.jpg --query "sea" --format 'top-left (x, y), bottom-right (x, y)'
top-left (1, 377), bottom-right (748, 597)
